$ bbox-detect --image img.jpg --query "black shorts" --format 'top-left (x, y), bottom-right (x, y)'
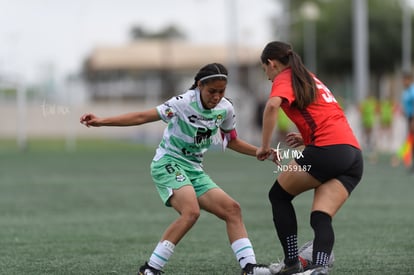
top-left (295, 144), bottom-right (363, 194)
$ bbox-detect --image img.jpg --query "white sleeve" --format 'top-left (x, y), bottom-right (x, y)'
top-left (156, 95), bottom-right (185, 122)
top-left (156, 102), bottom-right (175, 123)
top-left (220, 102), bottom-right (236, 131)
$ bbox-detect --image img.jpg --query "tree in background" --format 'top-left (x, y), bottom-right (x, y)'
top-left (273, 0), bottom-right (413, 103)
top-left (129, 24), bottom-right (187, 98)
top-left (130, 25), bottom-right (186, 41)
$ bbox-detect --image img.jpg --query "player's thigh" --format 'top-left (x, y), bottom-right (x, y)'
top-left (151, 157), bottom-right (196, 206)
top-left (312, 178), bottom-right (349, 217)
top-left (198, 188), bottom-right (240, 220)
top-left (277, 160), bottom-right (321, 196)
top-left (169, 185), bottom-right (200, 215)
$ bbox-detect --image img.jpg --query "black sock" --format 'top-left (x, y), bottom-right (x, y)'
top-left (310, 211), bottom-right (334, 266)
top-left (268, 180), bottom-right (298, 266)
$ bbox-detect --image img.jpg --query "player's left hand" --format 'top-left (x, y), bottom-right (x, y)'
top-left (256, 146), bottom-right (270, 161)
top-left (286, 132), bottom-right (304, 148)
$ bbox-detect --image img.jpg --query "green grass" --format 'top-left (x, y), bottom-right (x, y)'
top-left (1, 139), bottom-right (413, 274)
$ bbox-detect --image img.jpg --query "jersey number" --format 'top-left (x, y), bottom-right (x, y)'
top-left (165, 163), bottom-right (180, 174)
top-left (314, 77), bottom-right (337, 103)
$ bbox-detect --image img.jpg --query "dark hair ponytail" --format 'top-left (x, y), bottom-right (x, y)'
top-left (189, 63), bottom-right (228, 90)
top-left (261, 41), bottom-right (316, 109)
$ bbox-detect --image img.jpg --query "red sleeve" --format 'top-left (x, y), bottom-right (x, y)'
top-left (269, 68), bottom-right (294, 105)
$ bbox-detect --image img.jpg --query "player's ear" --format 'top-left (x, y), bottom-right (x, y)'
top-left (267, 59), bottom-right (276, 68)
top-left (197, 80), bottom-right (202, 89)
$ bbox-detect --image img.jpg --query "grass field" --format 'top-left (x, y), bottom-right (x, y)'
top-left (1, 139), bottom-right (413, 274)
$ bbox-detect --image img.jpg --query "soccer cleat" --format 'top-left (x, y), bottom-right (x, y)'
top-left (138, 262), bottom-right (163, 275)
top-left (297, 240), bottom-right (335, 270)
top-left (241, 263), bottom-right (272, 275)
top-left (298, 256), bottom-right (312, 270)
top-left (268, 260), bottom-right (303, 275)
top-left (299, 265), bottom-right (329, 275)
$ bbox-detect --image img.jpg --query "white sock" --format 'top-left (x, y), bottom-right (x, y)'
top-left (231, 238), bottom-right (257, 269)
top-left (148, 240), bottom-right (175, 270)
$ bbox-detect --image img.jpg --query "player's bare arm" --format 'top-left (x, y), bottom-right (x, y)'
top-left (257, 96), bottom-right (282, 160)
top-left (227, 137), bottom-right (280, 166)
top-left (227, 137), bottom-right (257, 156)
top-left (80, 108), bottom-right (160, 127)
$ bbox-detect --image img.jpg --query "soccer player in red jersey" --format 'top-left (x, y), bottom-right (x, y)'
top-left (256, 41), bottom-right (363, 275)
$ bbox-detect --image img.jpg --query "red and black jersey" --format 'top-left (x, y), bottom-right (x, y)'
top-left (269, 68), bottom-right (360, 149)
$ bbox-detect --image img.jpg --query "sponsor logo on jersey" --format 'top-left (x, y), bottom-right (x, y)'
top-left (165, 108), bottom-right (174, 118)
top-left (175, 172), bottom-right (186, 182)
top-left (215, 114), bottom-right (223, 126)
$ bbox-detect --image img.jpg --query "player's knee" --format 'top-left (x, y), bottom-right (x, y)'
top-left (268, 180), bottom-right (294, 204)
top-left (215, 200), bottom-right (242, 223)
top-left (181, 209), bottom-right (201, 225)
top-left (224, 200), bottom-right (242, 219)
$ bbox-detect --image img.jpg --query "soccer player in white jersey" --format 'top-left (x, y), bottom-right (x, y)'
top-left (80, 63), bottom-right (271, 275)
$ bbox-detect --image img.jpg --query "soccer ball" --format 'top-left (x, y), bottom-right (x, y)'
top-left (268, 240), bottom-right (335, 274)
top-left (298, 240), bottom-right (335, 269)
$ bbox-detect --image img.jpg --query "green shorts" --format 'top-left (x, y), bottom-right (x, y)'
top-left (150, 155), bottom-right (218, 206)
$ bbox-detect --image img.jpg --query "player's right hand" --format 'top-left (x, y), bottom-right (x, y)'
top-left (80, 113), bottom-right (101, 127)
top-left (267, 148), bottom-right (281, 167)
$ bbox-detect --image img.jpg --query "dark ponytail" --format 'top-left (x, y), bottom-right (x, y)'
top-left (261, 41), bottom-right (316, 109)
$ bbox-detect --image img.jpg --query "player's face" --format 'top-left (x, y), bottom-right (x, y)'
top-left (262, 60), bottom-right (278, 82)
top-left (198, 80), bottom-right (227, 109)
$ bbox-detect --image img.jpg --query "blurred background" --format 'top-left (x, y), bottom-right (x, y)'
top-left (1, 0), bottom-right (413, 158)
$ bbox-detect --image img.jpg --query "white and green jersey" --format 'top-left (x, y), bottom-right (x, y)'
top-left (154, 88), bottom-right (236, 170)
